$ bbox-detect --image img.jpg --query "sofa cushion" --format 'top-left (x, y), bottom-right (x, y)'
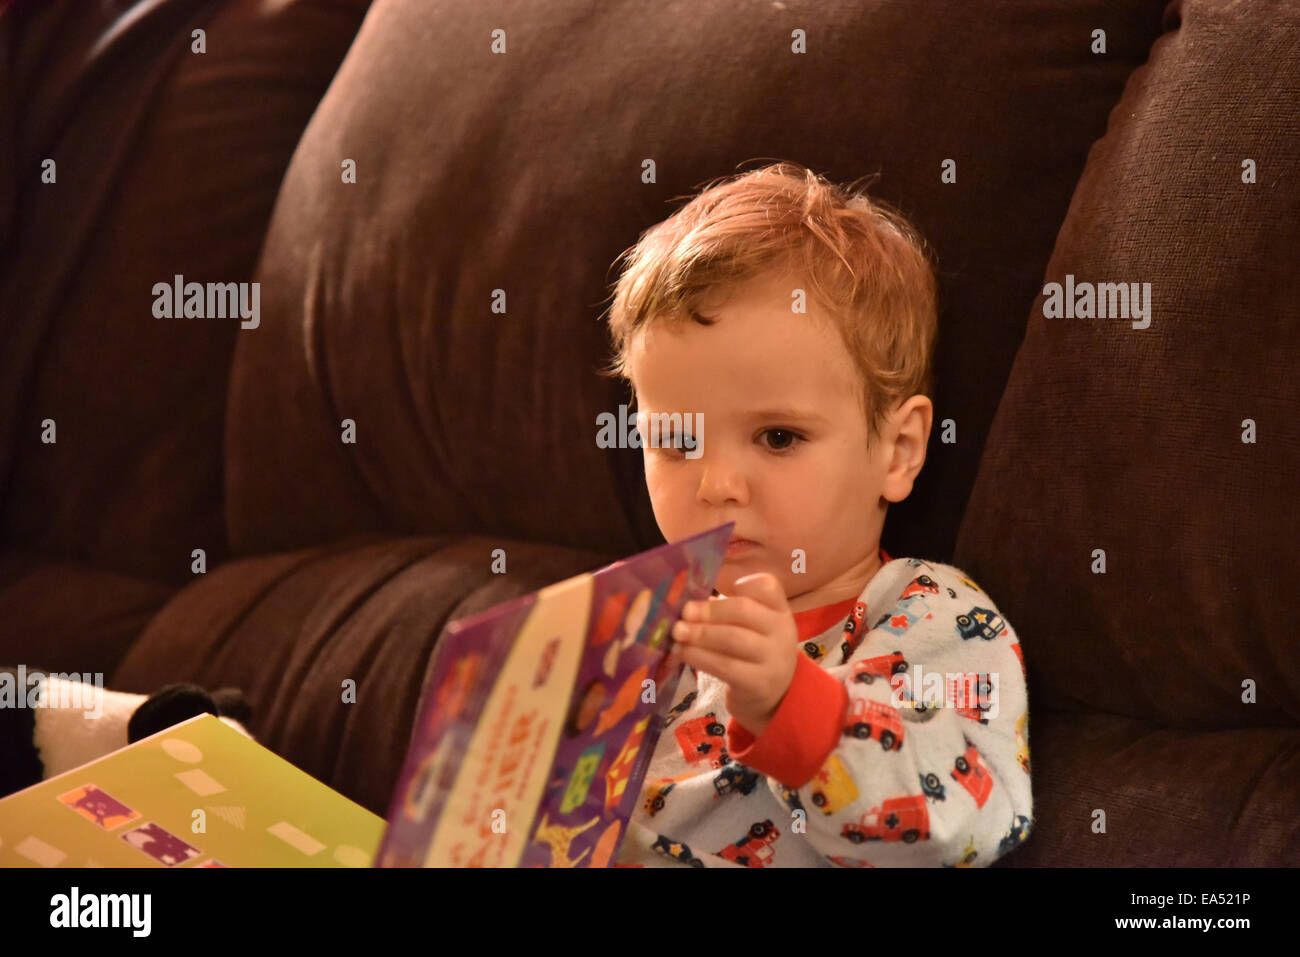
top-left (992, 711), bottom-right (1299, 866)
top-left (226, 0), bottom-right (1167, 563)
top-left (0, 0), bottom-right (369, 585)
top-left (956, 0), bottom-right (1300, 728)
top-left (109, 533), bottom-right (616, 816)
top-left (0, 551), bottom-right (174, 676)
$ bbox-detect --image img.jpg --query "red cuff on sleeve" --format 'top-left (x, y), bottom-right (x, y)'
top-left (727, 652), bottom-right (848, 788)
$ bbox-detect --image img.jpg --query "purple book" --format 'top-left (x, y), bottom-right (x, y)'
top-left (374, 522), bottom-right (732, 867)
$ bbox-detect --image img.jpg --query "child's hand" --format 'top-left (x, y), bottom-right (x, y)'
top-left (671, 573), bottom-right (798, 737)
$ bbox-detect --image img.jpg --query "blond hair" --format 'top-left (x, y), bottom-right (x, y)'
top-left (598, 161), bottom-right (938, 447)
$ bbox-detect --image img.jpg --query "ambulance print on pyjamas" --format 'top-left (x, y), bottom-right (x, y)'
top-left (614, 557), bottom-right (1033, 867)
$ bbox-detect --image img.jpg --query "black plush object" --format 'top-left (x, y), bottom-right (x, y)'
top-left (210, 687), bottom-right (252, 727)
top-left (126, 682), bottom-right (252, 743)
top-left (0, 667), bottom-right (255, 800)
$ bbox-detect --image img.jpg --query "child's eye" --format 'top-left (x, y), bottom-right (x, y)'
top-left (760, 428), bottom-right (804, 453)
top-left (653, 429), bottom-right (692, 454)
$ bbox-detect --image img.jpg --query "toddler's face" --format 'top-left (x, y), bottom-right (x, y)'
top-left (626, 268), bottom-right (909, 613)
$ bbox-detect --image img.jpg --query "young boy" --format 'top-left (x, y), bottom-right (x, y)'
top-left (600, 162), bottom-right (1032, 867)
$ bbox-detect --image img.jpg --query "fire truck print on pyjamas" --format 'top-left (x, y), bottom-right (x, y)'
top-left (618, 557), bottom-right (1033, 868)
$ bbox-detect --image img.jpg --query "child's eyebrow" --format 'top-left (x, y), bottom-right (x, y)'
top-left (746, 408), bottom-right (829, 424)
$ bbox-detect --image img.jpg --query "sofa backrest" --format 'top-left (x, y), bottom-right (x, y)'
top-left (957, 0), bottom-right (1300, 728)
top-left (226, 0), bottom-right (1169, 564)
top-left (0, 0), bottom-right (370, 585)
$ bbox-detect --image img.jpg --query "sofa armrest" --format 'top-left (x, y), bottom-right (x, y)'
top-left (0, 550), bottom-right (174, 676)
top-left (992, 710), bottom-right (1299, 867)
top-left (109, 533), bottom-right (618, 817)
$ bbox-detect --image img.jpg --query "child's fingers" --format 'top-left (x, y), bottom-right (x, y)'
top-left (728, 573), bottom-right (789, 612)
top-left (673, 621), bottom-right (765, 663)
top-left (728, 566), bottom-right (785, 605)
top-left (674, 641), bottom-right (759, 690)
top-left (682, 592), bottom-right (773, 632)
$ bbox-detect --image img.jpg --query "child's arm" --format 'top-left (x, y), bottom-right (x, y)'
top-left (725, 569), bottom-right (1033, 867)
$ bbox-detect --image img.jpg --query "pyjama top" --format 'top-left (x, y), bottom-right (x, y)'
top-left (614, 554), bottom-right (1033, 867)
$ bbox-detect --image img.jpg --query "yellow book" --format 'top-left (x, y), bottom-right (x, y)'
top-left (0, 713), bottom-right (384, 868)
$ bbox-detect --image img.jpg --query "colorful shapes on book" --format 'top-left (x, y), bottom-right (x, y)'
top-left (57, 784), bottom-right (141, 830)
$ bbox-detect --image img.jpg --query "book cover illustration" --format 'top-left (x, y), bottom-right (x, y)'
top-left (0, 713), bottom-right (385, 868)
top-left (375, 522), bottom-right (733, 867)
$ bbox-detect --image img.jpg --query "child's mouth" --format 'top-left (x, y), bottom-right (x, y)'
top-left (725, 538), bottom-right (760, 557)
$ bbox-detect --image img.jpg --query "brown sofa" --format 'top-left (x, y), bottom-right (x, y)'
top-left (2, 0), bottom-right (1295, 865)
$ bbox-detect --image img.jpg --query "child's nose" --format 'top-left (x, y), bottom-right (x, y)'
top-left (696, 460), bottom-right (749, 506)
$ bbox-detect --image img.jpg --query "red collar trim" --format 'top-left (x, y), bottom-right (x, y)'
top-left (794, 598), bottom-right (859, 641)
top-left (790, 548), bottom-right (892, 641)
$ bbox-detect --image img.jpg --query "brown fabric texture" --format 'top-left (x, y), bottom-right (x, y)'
top-left (226, 0), bottom-right (1167, 566)
top-left (0, 551), bottom-right (174, 675)
top-left (990, 711), bottom-right (1300, 867)
top-left (957, 1), bottom-right (1300, 863)
top-left (109, 534), bottom-right (615, 817)
top-left (957, 0), bottom-right (1300, 725)
top-left (6, 0), bottom-right (1293, 866)
top-left (0, 0), bottom-right (369, 586)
